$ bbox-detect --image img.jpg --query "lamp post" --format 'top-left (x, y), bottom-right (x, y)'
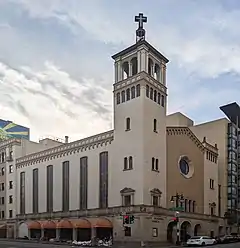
top-left (170, 193), bottom-right (185, 245)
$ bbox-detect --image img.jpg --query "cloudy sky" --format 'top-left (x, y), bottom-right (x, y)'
top-left (0, 0), bottom-right (239, 142)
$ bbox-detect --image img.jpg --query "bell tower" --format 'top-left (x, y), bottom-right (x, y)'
top-left (109, 13), bottom-right (169, 208)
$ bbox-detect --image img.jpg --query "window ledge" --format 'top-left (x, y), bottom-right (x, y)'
top-left (152, 169), bottom-right (159, 173)
top-left (123, 168), bottom-right (133, 171)
top-left (153, 130), bottom-right (158, 133)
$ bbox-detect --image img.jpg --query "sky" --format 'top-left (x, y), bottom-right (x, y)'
top-left (0, 0), bottom-right (240, 142)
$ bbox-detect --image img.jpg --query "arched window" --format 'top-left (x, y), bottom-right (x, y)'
top-left (161, 95), bottom-right (165, 107)
top-left (154, 64), bottom-right (160, 81)
top-left (126, 88), bottom-right (130, 101)
top-left (150, 88), bottom-right (153, 100)
top-left (126, 117), bottom-right (131, 131)
top-left (153, 119), bottom-right (157, 132)
top-left (122, 62), bottom-right (129, 79)
top-left (121, 91), bottom-right (125, 103)
top-left (116, 93), bottom-right (120, 105)
top-left (192, 201), bottom-right (196, 212)
top-left (148, 58), bottom-right (154, 76)
top-left (188, 200), bottom-right (192, 212)
top-left (136, 84), bottom-right (140, 97)
top-left (157, 93), bottom-right (161, 104)
top-left (129, 156), bottom-right (133, 169)
top-left (124, 157), bottom-right (128, 170)
top-left (131, 86), bottom-right (135, 99)
top-left (131, 57), bottom-right (138, 76)
top-left (152, 157), bottom-right (155, 171)
top-left (154, 90), bottom-right (157, 102)
top-left (146, 85), bottom-right (149, 98)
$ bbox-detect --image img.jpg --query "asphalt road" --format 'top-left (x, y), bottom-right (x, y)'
top-left (0, 241), bottom-right (240, 248)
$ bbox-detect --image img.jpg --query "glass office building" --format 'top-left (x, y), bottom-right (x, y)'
top-left (221, 102), bottom-right (240, 224)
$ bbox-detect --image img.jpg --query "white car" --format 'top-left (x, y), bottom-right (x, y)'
top-left (187, 236), bottom-right (216, 246)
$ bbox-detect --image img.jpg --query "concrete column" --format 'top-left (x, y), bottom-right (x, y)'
top-left (129, 62), bottom-right (132, 77)
top-left (115, 62), bottom-right (118, 83)
top-left (146, 53), bottom-right (149, 74)
top-left (117, 61), bottom-right (122, 82)
top-left (91, 227), bottom-right (96, 245)
top-left (141, 50), bottom-right (146, 71)
top-left (72, 228), bottom-right (77, 241)
top-left (137, 51), bottom-right (141, 73)
top-left (56, 228), bottom-right (60, 239)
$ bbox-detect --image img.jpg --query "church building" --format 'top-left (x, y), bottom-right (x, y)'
top-left (14, 14), bottom-right (226, 244)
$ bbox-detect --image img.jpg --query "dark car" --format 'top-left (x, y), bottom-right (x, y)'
top-left (215, 235), bottom-right (235, 243)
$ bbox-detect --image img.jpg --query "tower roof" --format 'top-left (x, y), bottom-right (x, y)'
top-left (112, 39), bottom-right (169, 63)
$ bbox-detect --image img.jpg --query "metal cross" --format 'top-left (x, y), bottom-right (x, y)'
top-left (135, 13), bottom-right (147, 29)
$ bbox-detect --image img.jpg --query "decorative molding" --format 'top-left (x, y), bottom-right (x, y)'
top-left (120, 187), bottom-right (135, 194)
top-left (16, 130), bottom-right (114, 169)
top-left (0, 138), bottom-right (21, 149)
top-left (150, 188), bottom-right (162, 195)
top-left (166, 127), bottom-right (205, 152)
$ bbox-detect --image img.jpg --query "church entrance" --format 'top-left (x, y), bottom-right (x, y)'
top-left (180, 221), bottom-right (191, 242)
top-left (167, 221), bottom-right (176, 243)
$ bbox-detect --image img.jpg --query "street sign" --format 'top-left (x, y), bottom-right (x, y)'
top-left (169, 206), bottom-right (184, 211)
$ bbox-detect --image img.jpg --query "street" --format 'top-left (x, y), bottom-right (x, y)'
top-left (0, 240), bottom-right (240, 248)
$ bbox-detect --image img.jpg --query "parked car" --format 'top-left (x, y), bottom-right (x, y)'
top-left (215, 234), bottom-right (238, 244)
top-left (186, 236), bottom-right (216, 246)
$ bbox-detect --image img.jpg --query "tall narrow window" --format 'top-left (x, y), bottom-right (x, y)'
top-left (152, 157), bottom-right (155, 171)
top-left (129, 156), bottom-right (133, 170)
top-left (136, 84), bottom-right (140, 97)
top-left (99, 152), bottom-right (108, 208)
top-left (47, 165), bottom-right (53, 212)
top-left (80, 157), bottom-right (88, 210)
top-left (157, 93), bottom-right (161, 105)
top-left (188, 200), bottom-right (192, 212)
top-left (32, 168), bottom-right (39, 214)
top-left (121, 91), bottom-right (125, 103)
top-left (20, 172), bottom-right (25, 215)
top-left (161, 95), bottom-right (165, 107)
top-left (146, 85), bottom-right (149, 98)
top-left (62, 161), bottom-right (69, 212)
top-left (150, 88), bottom-right (153, 100)
top-left (116, 93), bottom-right (120, 105)
top-left (126, 117), bottom-right (131, 131)
top-left (124, 157), bottom-right (128, 170)
top-left (192, 201), bottom-right (196, 213)
top-left (154, 90), bottom-right (157, 102)
top-left (153, 119), bottom-right (157, 132)
top-left (131, 86), bottom-right (135, 99)
top-left (155, 159), bottom-right (159, 171)
top-left (126, 88), bottom-right (130, 101)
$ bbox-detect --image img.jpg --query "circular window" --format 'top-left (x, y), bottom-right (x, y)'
top-left (178, 156), bottom-right (194, 179)
top-left (179, 158), bottom-right (189, 175)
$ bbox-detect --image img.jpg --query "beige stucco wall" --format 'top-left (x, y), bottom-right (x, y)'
top-left (166, 112), bottom-right (194, 127)
top-left (166, 128), bottom-right (204, 214)
top-left (190, 118), bottom-right (229, 217)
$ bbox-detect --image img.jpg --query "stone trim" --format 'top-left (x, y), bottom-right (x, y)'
top-left (16, 205), bottom-right (222, 223)
top-left (0, 138), bottom-right (21, 149)
top-left (16, 130), bottom-right (114, 168)
top-left (150, 188), bottom-right (162, 196)
top-left (166, 127), bottom-right (205, 152)
top-left (120, 187), bottom-right (135, 194)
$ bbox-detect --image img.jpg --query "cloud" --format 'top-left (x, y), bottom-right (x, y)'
top-left (0, 61), bottom-right (112, 141)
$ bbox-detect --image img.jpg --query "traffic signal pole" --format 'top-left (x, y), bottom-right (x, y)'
top-left (175, 211), bottom-right (180, 245)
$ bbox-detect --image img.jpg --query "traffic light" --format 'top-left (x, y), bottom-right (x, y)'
top-left (172, 217), bottom-right (179, 224)
top-left (130, 215), bottom-right (135, 224)
top-left (123, 215), bottom-right (130, 224)
top-left (123, 215), bottom-right (135, 224)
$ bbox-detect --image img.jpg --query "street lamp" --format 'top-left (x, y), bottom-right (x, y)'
top-left (170, 193), bottom-right (185, 246)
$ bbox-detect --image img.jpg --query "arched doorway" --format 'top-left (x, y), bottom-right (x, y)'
top-left (181, 221), bottom-right (191, 242)
top-left (194, 224), bottom-right (201, 236)
top-left (167, 221), bottom-right (176, 243)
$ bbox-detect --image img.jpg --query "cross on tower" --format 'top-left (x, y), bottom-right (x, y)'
top-left (135, 13), bottom-right (147, 42)
top-left (135, 13), bottom-right (147, 29)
